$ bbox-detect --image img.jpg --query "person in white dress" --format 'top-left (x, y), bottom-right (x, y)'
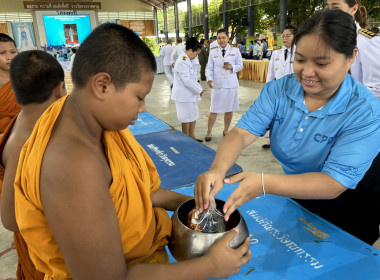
top-left (159, 39), bottom-right (174, 88)
top-left (263, 25), bottom-right (298, 149)
top-left (172, 37), bottom-right (204, 142)
top-left (205, 28), bottom-right (243, 141)
top-left (67, 48), bottom-right (76, 71)
top-left (325, 0), bottom-right (380, 100)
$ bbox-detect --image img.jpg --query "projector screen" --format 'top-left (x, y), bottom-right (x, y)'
top-left (42, 14), bottom-right (92, 46)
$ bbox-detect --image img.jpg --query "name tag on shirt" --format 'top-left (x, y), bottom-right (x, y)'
top-left (228, 54), bottom-right (235, 56)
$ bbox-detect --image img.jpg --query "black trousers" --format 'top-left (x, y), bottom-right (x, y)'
top-left (295, 152), bottom-right (380, 245)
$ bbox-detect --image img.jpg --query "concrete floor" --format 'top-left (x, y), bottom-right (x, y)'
top-left (0, 73), bottom-right (378, 279)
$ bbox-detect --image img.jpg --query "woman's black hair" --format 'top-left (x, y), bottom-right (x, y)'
top-left (185, 37), bottom-right (202, 52)
top-left (284, 25), bottom-right (298, 35)
top-left (293, 9), bottom-right (357, 58)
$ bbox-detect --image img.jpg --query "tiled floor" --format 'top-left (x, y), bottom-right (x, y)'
top-left (0, 73), bottom-right (379, 278)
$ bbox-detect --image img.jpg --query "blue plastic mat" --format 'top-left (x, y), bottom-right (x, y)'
top-left (129, 111), bottom-right (172, 136)
top-left (135, 130), bottom-right (242, 190)
top-left (169, 183), bottom-right (380, 279)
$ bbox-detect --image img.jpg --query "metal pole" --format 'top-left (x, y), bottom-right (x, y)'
top-left (163, 4), bottom-right (169, 41)
top-left (222, 0), bottom-right (228, 31)
top-left (248, 0), bottom-right (254, 36)
top-left (154, 7), bottom-right (159, 44)
top-left (174, 1), bottom-right (180, 41)
top-left (187, 0), bottom-right (193, 37)
top-left (203, 0), bottom-right (209, 40)
top-left (280, 0), bottom-right (287, 32)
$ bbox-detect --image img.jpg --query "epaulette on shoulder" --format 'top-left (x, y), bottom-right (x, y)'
top-left (273, 46), bottom-right (281, 50)
top-left (210, 46), bottom-right (218, 50)
top-left (182, 56), bottom-right (187, 61)
top-left (359, 28), bottom-right (376, 39)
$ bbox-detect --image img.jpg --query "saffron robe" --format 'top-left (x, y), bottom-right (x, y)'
top-left (0, 117), bottom-right (44, 280)
top-left (14, 96), bottom-right (172, 279)
top-left (0, 81), bottom-right (21, 134)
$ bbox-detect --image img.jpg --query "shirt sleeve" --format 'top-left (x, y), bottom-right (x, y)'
top-left (176, 61), bottom-right (203, 95)
top-left (206, 52), bottom-right (214, 82)
top-left (321, 111), bottom-right (380, 189)
top-left (236, 81), bottom-right (279, 136)
top-left (266, 52), bottom-right (276, 82)
top-left (232, 49), bottom-right (243, 73)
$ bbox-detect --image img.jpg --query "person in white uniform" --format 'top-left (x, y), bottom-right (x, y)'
top-left (263, 25), bottom-right (298, 149)
top-left (205, 28), bottom-right (243, 142)
top-left (266, 25), bottom-right (298, 82)
top-left (159, 39), bottom-right (174, 88)
top-left (326, 0), bottom-right (380, 100)
top-left (172, 37), bottom-right (204, 142)
top-left (170, 37), bottom-right (184, 67)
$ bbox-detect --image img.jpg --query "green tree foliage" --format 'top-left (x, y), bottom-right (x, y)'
top-left (362, 0), bottom-right (380, 21)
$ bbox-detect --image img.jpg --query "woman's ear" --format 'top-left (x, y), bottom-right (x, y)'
top-left (348, 48), bottom-right (358, 68)
top-left (91, 72), bottom-right (113, 100)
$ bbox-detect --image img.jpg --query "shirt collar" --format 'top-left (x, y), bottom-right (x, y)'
top-left (286, 74), bottom-right (352, 117)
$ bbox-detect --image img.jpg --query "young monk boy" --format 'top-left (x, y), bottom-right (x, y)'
top-left (0, 50), bottom-right (66, 279)
top-left (0, 33), bottom-right (20, 134)
top-left (8, 23), bottom-right (251, 279)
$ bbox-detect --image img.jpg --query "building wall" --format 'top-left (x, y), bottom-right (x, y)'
top-left (0, 0), bottom-right (153, 13)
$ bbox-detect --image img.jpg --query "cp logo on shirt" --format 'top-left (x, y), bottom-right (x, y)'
top-left (313, 133), bottom-right (335, 144)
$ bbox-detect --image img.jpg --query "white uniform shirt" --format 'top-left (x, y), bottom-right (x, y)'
top-left (351, 22), bottom-right (380, 100)
top-left (159, 44), bottom-right (173, 66)
top-left (266, 46), bottom-right (296, 82)
top-left (171, 52), bottom-right (203, 102)
top-left (206, 44), bottom-right (243, 89)
top-left (170, 43), bottom-right (185, 65)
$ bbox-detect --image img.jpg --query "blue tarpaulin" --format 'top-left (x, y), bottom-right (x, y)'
top-left (129, 111), bottom-right (172, 136)
top-left (135, 130), bottom-right (242, 190)
top-left (169, 183), bottom-right (380, 279)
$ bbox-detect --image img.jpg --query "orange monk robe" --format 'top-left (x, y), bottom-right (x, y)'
top-left (0, 117), bottom-right (44, 280)
top-left (14, 96), bottom-right (172, 279)
top-left (0, 81), bottom-right (21, 134)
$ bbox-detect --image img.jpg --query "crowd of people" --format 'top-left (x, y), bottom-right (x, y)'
top-left (0, 0), bottom-right (380, 278)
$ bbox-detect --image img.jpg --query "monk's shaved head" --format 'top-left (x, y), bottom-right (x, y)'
top-left (71, 23), bottom-right (156, 91)
top-left (10, 50), bottom-right (64, 105)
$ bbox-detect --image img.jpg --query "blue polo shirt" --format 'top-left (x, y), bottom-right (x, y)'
top-left (237, 74), bottom-right (380, 189)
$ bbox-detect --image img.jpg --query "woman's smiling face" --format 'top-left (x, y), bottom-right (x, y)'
top-left (293, 34), bottom-right (356, 100)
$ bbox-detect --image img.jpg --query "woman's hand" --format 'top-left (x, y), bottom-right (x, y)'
top-left (194, 168), bottom-right (226, 213)
top-left (223, 172), bottom-right (262, 221)
top-left (204, 228), bottom-right (251, 278)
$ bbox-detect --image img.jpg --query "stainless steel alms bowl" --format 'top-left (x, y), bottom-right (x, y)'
top-left (169, 199), bottom-right (249, 261)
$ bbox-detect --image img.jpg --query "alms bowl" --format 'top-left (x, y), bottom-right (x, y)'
top-left (168, 199), bottom-right (249, 261)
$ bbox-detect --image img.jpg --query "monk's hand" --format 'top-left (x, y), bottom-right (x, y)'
top-left (207, 80), bottom-right (213, 89)
top-left (194, 169), bottom-right (225, 213)
top-left (200, 90), bottom-right (204, 97)
top-left (223, 172), bottom-right (262, 221)
top-left (205, 228), bottom-right (251, 278)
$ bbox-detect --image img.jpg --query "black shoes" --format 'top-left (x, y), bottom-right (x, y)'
top-left (262, 144), bottom-right (270, 149)
top-left (205, 136), bottom-right (212, 142)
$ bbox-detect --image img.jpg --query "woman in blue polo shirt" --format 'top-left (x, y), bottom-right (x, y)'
top-left (195, 9), bottom-right (380, 245)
